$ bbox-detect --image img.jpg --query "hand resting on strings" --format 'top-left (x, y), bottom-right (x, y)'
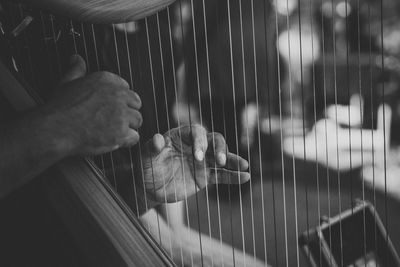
top-left (141, 125), bottom-right (251, 203)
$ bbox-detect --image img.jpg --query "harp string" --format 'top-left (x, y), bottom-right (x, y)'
top-left (367, 2), bottom-right (379, 258)
top-left (69, 21), bottom-right (77, 54)
top-left (154, 11), bottom-right (180, 257)
top-left (379, 0), bottom-right (390, 261)
top-left (88, 23), bottom-right (108, 190)
top-left (143, 17), bottom-right (165, 246)
top-left (177, 1), bottom-right (205, 264)
top-left (131, 25), bottom-right (151, 221)
top-left (284, 0), bottom-right (300, 264)
top-left (214, 3), bottom-right (237, 264)
top-left (295, 1), bottom-right (311, 265)
top-left (49, 14), bottom-right (62, 77)
top-left (79, 23), bottom-right (90, 71)
top-left (272, 0), bottom-right (290, 264)
top-left (329, 0), bottom-right (345, 265)
top-left (120, 23), bottom-right (143, 222)
top-left (283, 0), bottom-right (300, 265)
top-left (187, 1), bottom-right (215, 264)
top-left (165, 6), bottom-right (188, 264)
top-left (318, 0), bottom-right (334, 264)
top-left (197, 0), bottom-right (226, 263)
top-left (355, 0), bottom-right (368, 263)
top-left (251, 0), bottom-right (268, 263)
top-left (237, 0), bottom-right (257, 261)
top-left (344, 0), bottom-right (355, 213)
top-left (226, 0), bottom-right (247, 261)
top-left (308, 0), bottom-right (323, 264)
top-left (176, 2), bottom-right (198, 265)
top-left (108, 25), bottom-right (127, 191)
top-left (262, 1), bottom-right (279, 263)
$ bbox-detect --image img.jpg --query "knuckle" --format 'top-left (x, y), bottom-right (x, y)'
top-left (131, 91), bottom-right (142, 107)
top-left (136, 111), bottom-right (143, 126)
top-left (131, 110), bottom-right (143, 128)
top-left (214, 132), bottom-right (224, 140)
top-left (97, 71), bottom-right (116, 81)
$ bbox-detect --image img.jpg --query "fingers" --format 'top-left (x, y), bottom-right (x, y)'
top-left (149, 133), bottom-right (166, 154)
top-left (208, 168), bottom-right (250, 185)
top-left (127, 109), bottom-right (143, 129)
top-left (60, 54), bottom-right (87, 84)
top-left (191, 125), bottom-right (208, 162)
top-left (224, 152), bottom-right (249, 171)
top-left (126, 90), bottom-right (142, 110)
top-left (120, 129), bottom-right (140, 148)
top-left (207, 132), bottom-right (227, 166)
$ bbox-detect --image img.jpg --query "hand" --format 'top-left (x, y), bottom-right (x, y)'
top-left (141, 125), bottom-right (250, 203)
top-left (39, 55), bottom-right (143, 156)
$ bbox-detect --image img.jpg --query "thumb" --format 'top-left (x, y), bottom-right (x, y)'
top-left (60, 54), bottom-right (87, 84)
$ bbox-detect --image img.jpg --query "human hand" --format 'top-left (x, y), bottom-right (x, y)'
top-left (141, 125), bottom-right (250, 203)
top-left (39, 55), bottom-right (142, 157)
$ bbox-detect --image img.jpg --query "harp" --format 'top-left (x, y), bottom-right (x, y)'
top-left (1, 0), bottom-right (400, 266)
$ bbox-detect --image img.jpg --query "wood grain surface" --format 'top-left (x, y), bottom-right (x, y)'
top-left (21, 0), bottom-right (176, 23)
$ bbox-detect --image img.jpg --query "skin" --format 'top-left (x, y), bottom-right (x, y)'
top-left (0, 55), bottom-right (142, 198)
top-left (0, 55), bottom-right (250, 203)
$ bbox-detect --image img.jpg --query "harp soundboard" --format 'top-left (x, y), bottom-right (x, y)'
top-left (1, 0), bottom-right (400, 266)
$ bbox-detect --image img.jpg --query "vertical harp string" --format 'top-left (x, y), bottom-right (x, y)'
top-left (177, 0), bottom-right (205, 265)
top-left (318, 0), bottom-right (333, 263)
top-left (237, 0), bottom-right (257, 261)
top-left (344, 0), bottom-right (355, 212)
top-left (198, 0), bottom-right (226, 264)
top-left (165, 6), bottom-right (191, 265)
top-left (226, 0), bottom-right (248, 262)
top-left (176, 2), bottom-right (201, 266)
top-left (197, 0), bottom-right (227, 264)
top-left (283, 0), bottom-right (300, 264)
top-left (295, 0), bottom-right (312, 264)
top-left (355, 0), bottom-right (368, 263)
top-left (154, 11), bottom-right (182, 258)
top-left (187, 1), bottom-right (215, 265)
top-left (379, 0), bottom-right (390, 261)
top-left (120, 24), bottom-right (145, 222)
top-left (215, 3), bottom-right (237, 264)
top-left (252, 0), bottom-right (270, 263)
top-left (69, 21), bottom-right (78, 54)
top-left (307, 0), bottom-right (323, 264)
top-left (131, 29), bottom-right (152, 218)
top-left (143, 17), bottom-right (167, 246)
top-left (329, 0), bottom-right (345, 265)
top-left (130, 23), bottom-right (152, 226)
top-left (367, 2), bottom-right (379, 257)
top-left (87, 24), bottom-right (112, 191)
top-left (262, 1), bottom-right (280, 264)
top-left (273, 0), bottom-right (290, 265)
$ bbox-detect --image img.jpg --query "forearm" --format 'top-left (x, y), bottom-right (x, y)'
top-left (0, 109), bottom-right (68, 198)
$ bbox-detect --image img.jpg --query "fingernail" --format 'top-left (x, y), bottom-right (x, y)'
top-left (218, 153), bottom-right (226, 165)
top-left (195, 150), bottom-right (204, 161)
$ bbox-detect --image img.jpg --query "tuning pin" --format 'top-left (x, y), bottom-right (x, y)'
top-left (10, 15), bottom-right (33, 38)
